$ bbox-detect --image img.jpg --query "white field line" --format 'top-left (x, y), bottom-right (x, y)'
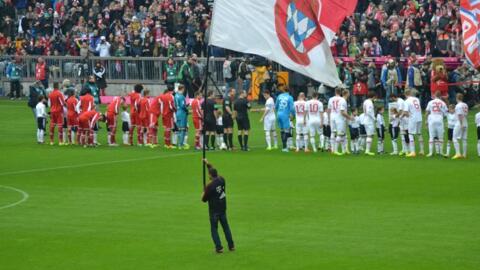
top-left (0, 152), bottom-right (198, 177)
top-left (0, 185), bottom-right (29, 210)
top-left (0, 145), bottom-right (266, 177)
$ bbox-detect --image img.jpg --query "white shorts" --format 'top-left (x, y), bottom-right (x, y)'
top-left (408, 121), bottom-right (423, 135)
top-left (453, 125), bottom-right (468, 140)
top-left (264, 117), bottom-right (276, 131)
top-left (308, 120), bottom-right (322, 136)
top-left (296, 122), bottom-right (307, 135)
top-left (364, 122), bottom-right (375, 136)
top-left (333, 118), bottom-right (346, 135)
top-left (428, 121), bottom-right (444, 141)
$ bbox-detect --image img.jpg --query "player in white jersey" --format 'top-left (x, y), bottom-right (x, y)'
top-left (306, 92), bottom-right (324, 152)
top-left (402, 89), bottom-right (424, 157)
top-left (452, 93), bottom-right (469, 159)
top-left (121, 105), bottom-right (131, 145)
top-left (393, 95), bottom-right (409, 155)
top-left (327, 88), bottom-right (350, 155)
top-left (425, 91), bottom-right (447, 157)
top-left (475, 111), bottom-right (480, 157)
top-left (362, 91), bottom-right (376, 155)
top-left (260, 91), bottom-right (278, 150)
top-left (294, 92), bottom-right (309, 152)
top-left (445, 104), bottom-right (457, 157)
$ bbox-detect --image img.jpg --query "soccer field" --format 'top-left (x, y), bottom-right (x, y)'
top-left (0, 99), bottom-right (479, 270)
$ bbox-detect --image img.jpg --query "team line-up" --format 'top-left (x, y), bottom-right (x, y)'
top-left (36, 81), bottom-right (480, 159)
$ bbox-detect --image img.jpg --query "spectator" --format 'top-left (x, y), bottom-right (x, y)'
top-left (6, 57), bottom-right (22, 100)
top-left (430, 63), bottom-right (449, 100)
top-left (381, 59), bottom-right (401, 108)
top-left (223, 55), bottom-right (237, 95)
top-left (35, 57), bottom-right (49, 89)
top-left (96, 36), bottom-right (111, 57)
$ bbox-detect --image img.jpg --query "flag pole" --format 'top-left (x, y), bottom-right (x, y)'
top-left (202, 47), bottom-right (211, 189)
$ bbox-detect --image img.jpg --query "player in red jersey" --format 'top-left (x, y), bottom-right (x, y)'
top-left (76, 88), bottom-right (95, 114)
top-left (65, 89), bottom-right (79, 145)
top-left (106, 96), bottom-right (124, 146)
top-left (128, 84), bottom-right (143, 145)
top-left (48, 82), bottom-right (65, 145)
top-left (138, 90), bottom-right (151, 146)
top-left (191, 91), bottom-right (204, 150)
top-left (149, 91), bottom-right (162, 147)
top-left (78, 110), bottom-right (105, 147)
top-left (160, 86), bottom-right (176, 148)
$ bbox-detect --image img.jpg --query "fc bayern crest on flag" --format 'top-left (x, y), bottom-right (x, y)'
top-left (275, 0), bottom-right (325, 66)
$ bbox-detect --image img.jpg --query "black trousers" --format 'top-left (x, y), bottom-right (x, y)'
top-left (209, 211), bottom-right (234, 250)
top-left (10, 80), bottom-right (21, 98)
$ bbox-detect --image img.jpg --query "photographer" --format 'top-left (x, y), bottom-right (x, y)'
top-left (95, 36), bottom-right (111, 57)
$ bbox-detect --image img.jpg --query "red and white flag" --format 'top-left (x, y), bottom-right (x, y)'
top-left (460, 0), bottom-right (480, 68)
top-left (210, 0), bottom-right (357, 87)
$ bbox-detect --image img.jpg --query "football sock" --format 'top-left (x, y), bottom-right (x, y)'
top-left (223, 134), bottom-right (229, 148)
top-left (310, 136), bottom-right (316, 151)
top-left (129, 127), bottom-right (134, 145)
top-left (303, 134), bottom-right (309, 151)
top-left (409, 135), bottom-right (415, 153)
top-left (281, 131), bottom-right (287, 149)
top-left (453, 139), bottom-right (460, 155)
top-left (244, 135), bottom-right (249, 148)
top-left (429, 140), bottom-right (434, 155)
top-left (392, 139), bottom-right (398, 153)
top-left (238, 135), bottom-right (243, 148)
top-left (273, 131), bottom-right (278, 147)
top-left (477, 140), bottom-right (480, 156)
top-left (265, 131), bottom-right (271, 148)
top-left (366, 137), bottom-right (372, 153)
top-left (228, 133), bottom-right (233, 148)
top-left (446, 142), bottom-right (451, 156)
top-left (50, 125), bottom-right (55, 143)
top-left (210, 134), bottom-right (216, 148)
top-left (296, 134), bottom-right (301, 150)
top-left (463, 139), bottom-right (468, 157)
top-left (330, 134), bottom-right (336, 152)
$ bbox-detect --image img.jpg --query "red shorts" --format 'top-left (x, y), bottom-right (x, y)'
top-left (162, 116), bottom-right (174, 129)
top-left (193, 118), bottom-right (203, 130)
top-left (79, 117), bottom-right (89, 129)
top-left (150, 113), bottom-right (159, 128)
top-left (130, 112), bottom-right (139, 126)
top-left (139, 117), bottom-right (149, 128)
top-left (106, 113), bottom-right (117, 128)
top-left (50, 112), bottom-right (64, 125)
top-left (67, 114), bottom-right (78, 127)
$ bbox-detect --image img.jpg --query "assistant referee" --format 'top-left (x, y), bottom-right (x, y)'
top-left (202, 159), bottom-right (235, 253)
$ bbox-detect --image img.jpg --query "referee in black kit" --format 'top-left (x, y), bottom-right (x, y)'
top-left (202, 159), bottom-right (235, 254)
top-left (233, 90), bottom-right (251, 151)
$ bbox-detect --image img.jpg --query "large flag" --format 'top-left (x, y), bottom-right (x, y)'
top-left (210, 0), bottom-right (357, 87)
top-left (460, 0), bottom-right (480, 68)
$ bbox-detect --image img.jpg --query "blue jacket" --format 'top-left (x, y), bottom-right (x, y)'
top-left (381, 65), bottom-right (402, 88)
top-left (6, 63), bottom-right (21, 81)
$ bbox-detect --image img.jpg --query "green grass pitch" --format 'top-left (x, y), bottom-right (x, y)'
top-left (0, 99), bottom-right (479, 270)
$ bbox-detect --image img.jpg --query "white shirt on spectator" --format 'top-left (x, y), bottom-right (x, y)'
top-left (96, 42), bottom-right (111, 57)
